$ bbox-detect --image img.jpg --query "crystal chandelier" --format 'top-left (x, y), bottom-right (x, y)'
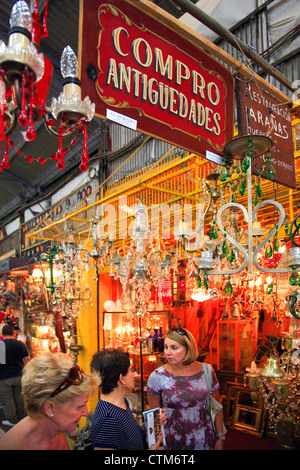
top-left (179, 135), bottom-right (295, 291)
top-left (0, 1), bottom-right (94, 173)
top-left (107, 200), bottom-right (173, 316)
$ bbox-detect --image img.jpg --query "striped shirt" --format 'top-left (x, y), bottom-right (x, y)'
top-left (90, 398), bottom-right (144, 450)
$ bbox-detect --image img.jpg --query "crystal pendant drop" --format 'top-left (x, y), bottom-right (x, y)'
top-left (203, 272), bottom-right (209, 290)
top-left (227, 247), bottom-right (235, 263)
top-left (265, 244), bottom-right (273, 259)
top-left (285, 215), bottom-right (289, 235)
top-left (219, 167), bottom-right (228, 181)
top-left (273, 232), bottom-right (279, 252)
top-left (289, 270), bottom-right (298, 286)
top-left (197, 271), bottom-right (202, 288)
top-left (210, 222), bottom-right (218, 240)
top-left (239, 178), bottom-right (246, 196)
top-left (224, 279), bottom-right (233, 296)
top-left (222, 238), bottom-right (228, 255)
top-left (241, 156), bottom-right (250, 173)
top-left (267, 283), bottom-right (273, 294)
top-left (267, 164), bottom-right (276, 180)
top-left (256, 181), bottom-right (262, 198)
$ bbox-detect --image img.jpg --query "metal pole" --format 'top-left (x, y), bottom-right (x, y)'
top-left (172, 0), bottom-right (296, 93)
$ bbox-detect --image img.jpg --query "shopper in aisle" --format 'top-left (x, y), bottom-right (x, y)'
top-left (147, 327), bottom-right (225, 450)
top-left (90, 348), bottom-right (164, 450)
top-left (0, 324), bottom-right (30, 427)
top-left (0, 351), bottom-right (100, 450)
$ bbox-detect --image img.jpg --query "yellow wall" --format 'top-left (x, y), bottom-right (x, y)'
top-left (76, 268), bottom-right (112, 423)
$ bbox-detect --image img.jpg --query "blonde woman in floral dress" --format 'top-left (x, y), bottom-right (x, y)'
top-left (147, 328), bottom-right (225, 450)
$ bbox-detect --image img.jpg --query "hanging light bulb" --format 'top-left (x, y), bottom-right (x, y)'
top-left (0, 0), bottom-right (45, 151)
top-left (49, 45), bottom-right (95, 172)
top-left (9, 0), bottom-right (32, 46)
top-left (0, 0), bottom-right (44, 87)
top-left (60, 45), bottom-right (79, 79)
top-left (51, 45), bottom-right (95, 127)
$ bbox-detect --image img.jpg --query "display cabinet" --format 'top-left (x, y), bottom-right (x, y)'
top-left (26, 313), bottom-right (70, 357)
top-left (103, 310), bottom-right (169, 415)
top-left (209, 319), bottom-right (258, 373)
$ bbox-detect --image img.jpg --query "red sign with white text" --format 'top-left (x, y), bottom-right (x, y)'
top-left (79, 0), bottom-right (234, 156)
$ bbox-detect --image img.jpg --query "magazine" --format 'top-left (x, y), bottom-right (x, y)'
top-left (142, 407), bottom-right (166, 447)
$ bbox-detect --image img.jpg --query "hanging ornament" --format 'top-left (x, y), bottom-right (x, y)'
top-left (224, 276), bottom-right (233, 296)
top-left (0, 73), bottom-right (6, 141)
top-left (241, 155), bottom-right (250, 173)
top-left (238, 175), bottom-right (246, 196)
top-left (285, 214), bottom-right (289, 235)
top-left (267, 283), bottom-right (273, 294)
top-left (203, 271), bottom-right (209, 290)
top-left (42, 0), bottom-right (49, 38)
top-left (55, 123), bottom-right (66, 170)
top-left (197, 270), bottom-right (202, 288)
top-left (25, 87), bottom-right (36, 141)
top-left (210, 219), bottom-right (218, 240)
top-left (273, 229), bottom-right (279, 252)
top-left (267, 163), bottom-right (276, 181)
top-left (289, 269), bottom-right (298, 286)
top-left (265, 243), bottom-right (273, 259)
top-left (219, 166), bottom-right (228, 181)
top-left (227, 246), bottom-right (235, 263)
top-left (2, 136), bottom-right (10, 169)
top-left (222, 232), bottom-right (228, 255)
top-left (79, 120), bottom-right (89, 172)
top-left (17, 72), bottom-right (29, 127)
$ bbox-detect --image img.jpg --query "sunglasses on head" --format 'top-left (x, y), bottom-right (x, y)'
top-left (167, 327), bottom-right (188, 337)
top-left (49, 364), bottom-right (84, 398)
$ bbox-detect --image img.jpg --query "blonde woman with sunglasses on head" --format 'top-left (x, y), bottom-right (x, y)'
top-left (147, 328), bottom-right (225, 450)
top-left (0, 351), bottom-right (100, 450)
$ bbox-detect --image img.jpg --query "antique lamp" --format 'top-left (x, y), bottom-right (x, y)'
top-left (0, 0), bottom-right (45, 145)
top-left (0, 1), bottom-right (95, 172)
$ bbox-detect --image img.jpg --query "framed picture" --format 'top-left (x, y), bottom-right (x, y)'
top-left (224, 382), bottom-right (246, 426)
top-left (231, 388), bottom-right (266, 437)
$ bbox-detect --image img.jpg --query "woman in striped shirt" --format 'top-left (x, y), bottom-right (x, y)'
top-left (90, 349), bottom-right (163, 450)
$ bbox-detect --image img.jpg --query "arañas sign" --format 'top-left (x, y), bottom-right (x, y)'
top-left (79, 0), bottom-right (234, 156)
top-left (236, 80), bottom-right (296, 188)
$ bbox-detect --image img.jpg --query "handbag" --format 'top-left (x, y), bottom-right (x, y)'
top-left (202, 363), bottom-right (226, 436)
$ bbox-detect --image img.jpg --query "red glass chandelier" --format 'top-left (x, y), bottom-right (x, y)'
top-left (0, 0), bottom-right (95, 173)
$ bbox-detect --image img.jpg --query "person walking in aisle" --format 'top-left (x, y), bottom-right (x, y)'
top-left (0, 324), bottom-right (30, 427)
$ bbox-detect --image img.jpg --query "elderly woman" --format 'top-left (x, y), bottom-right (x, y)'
top-left (0, 351), bottom-right (100, 450)
top-left (147, 327), bottom-right (225, 450)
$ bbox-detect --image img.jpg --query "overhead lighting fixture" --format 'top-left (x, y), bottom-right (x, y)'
top-left (0, 0), bottom-right (94, 173)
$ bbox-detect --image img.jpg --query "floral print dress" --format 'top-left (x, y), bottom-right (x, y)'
top-left (147, 365), bottom-right (219, 450)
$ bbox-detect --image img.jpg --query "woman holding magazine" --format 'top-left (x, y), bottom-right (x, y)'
top-left (147, 328), bottom-right (225, 450)
top-left (90, 348), bottom-right (163, 450)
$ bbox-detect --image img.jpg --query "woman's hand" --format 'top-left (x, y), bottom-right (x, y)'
top-left (148, 409), bottom-right (166, 450)
top-left (149, 433), bottom-right (164, 450)
top-left (160, 409), bottom-right (167, 426)
top-left (214, 438), bottom-right (224, 450)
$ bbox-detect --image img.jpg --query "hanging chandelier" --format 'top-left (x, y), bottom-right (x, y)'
top-left (0, 0), bottom-right (94, 173)
top-left (107, 200), bottom-right (174, 316)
